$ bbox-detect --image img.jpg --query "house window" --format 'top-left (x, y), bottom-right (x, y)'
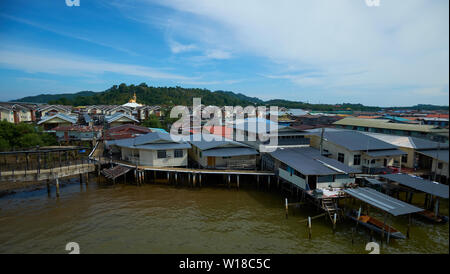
top-left (353, 154), bottom-right (361, 166)
top-left (157, 150), bottom-right (166, 159)
top-left (338, 153), bottom-right (345, 163)
top-left (401, 154), bottom-right (408, 163)
top-left (438, 162), bottom-right (443, 169)
top-left (174, 149), bottom-right (183, 158)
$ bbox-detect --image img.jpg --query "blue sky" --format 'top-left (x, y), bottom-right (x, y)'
top-left (0, 0), bottom-right (448, 106)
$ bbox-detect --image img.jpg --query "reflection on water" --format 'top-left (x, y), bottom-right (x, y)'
top-left (0, 178), bottom-right (448, 254)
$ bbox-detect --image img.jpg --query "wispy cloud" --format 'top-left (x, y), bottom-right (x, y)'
top-left (0, 46), bottom-right (192, 81)
top-left (0, 13), bottom-right (138, 56)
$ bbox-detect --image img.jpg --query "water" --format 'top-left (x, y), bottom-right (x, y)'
top-left (0, 178), bottom-right (448, 254)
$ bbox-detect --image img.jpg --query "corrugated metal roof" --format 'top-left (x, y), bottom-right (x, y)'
top-left (187, 133), bottom-right (252, 151)
top-left (310, 130), bottom-right (398, 151)
top-left (380, 173), bottom-right (449, 199)
top-left (344, 187), bottom-right (423, 216)
top-left (361, 132), bottom-right (449, 150)
top-left (202, 147), bottom-right (258, 157)
top-left (334, 117), bottom-right (448, 133)
top-left (110, 132), bottom-right (191, 150)
top-left (269, 147), bottom-right (360, 176)
top-left (105, 113), bottom-right (139, 123)
top-left (416, 149), bottom-right (449, 163)
top-left (364, 178), bottom-right (385, 185)
top-left (365, 149), bottom-right (407, 157)
top-left (37, 113), bottom-right (77, 125)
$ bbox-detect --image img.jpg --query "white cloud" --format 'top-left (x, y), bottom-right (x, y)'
top-left (0, 46), bottom-right (192, 80)
top-left (168, 40), bottom-right (197, 54)
top-left (151, 0), bottom-right (449, 102)
top-left (204, 49), bottom-right (232, 60)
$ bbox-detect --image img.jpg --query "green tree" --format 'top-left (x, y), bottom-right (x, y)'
top-left (142, 114), bottom-right (162, 128)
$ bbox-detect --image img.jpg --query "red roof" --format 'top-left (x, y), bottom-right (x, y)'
top-left (104, 124), bottom-right (153, 140)
top-left (426, 114), bottom-right (449, 119)
top-left (203, 125), bottom-right (233, 138)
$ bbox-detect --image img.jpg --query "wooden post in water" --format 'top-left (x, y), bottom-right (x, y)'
top-left (381, 213), bottom-right (387, 242)
top-left (285, 198), bottom-right (288, 219)
top-left (175, 173), bottom-right (178, 185)
top-left (257, 175), bottom-right (260, 189)
top-left (55, 178), bottom-right (60, 197)
top-left (407, 214), bottom-right (411, 239)
top-left (79, 173), bottom-right (83, 185)
top-left (387, 217), bottom-right (391, 245)
top-left (46, 179), bottom-right (51, 196)
top-left (199, 174), bottom-right (202, 188)
top-left (227, 175), bottom-right (231, 189)
top-left (333, 212), bottom-right (337, 233)
top-left (356, 206), bottom-right (362, 228)
top-left (267, 176), bottom-right (271, 190)
top-left (351, 227), bottom-right (354, 245)
top-left (307, 216), bottom-right (312, 240)
top-left (277, 176), bottom-right (280, 189)
top-left (237, 175), bottom-right (240, 190)
top-left (193, 173), bottom-right (197, 187)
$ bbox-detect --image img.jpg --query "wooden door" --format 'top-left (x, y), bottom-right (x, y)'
top-left (207, 157), bottom-right (215, 168)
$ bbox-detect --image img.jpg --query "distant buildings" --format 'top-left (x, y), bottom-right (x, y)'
top-left (37, 113), bottom-right (78, 130)
top-left (0, 103), bottom-right (38, 124)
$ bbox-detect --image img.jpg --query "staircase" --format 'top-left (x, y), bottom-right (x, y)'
top-left (322, 198), bottom-right (343, 223)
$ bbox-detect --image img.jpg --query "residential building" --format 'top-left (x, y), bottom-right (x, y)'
top-left (187, 133), bottom-right (259, 170)
top-left (37, 113), bottom-right (78, 130)
top-left (107, 131), bottom-right (191, 167)
top-left (264, 147), bottom-right (359, 193)
top-left (53, 125), bottom-right (103, 142)
top-left (305, 129), bottom-right (407, 174)
top-left (334, 117), bottom-right (449, 142)
top-left (105, 113), bottom-right (139, 128)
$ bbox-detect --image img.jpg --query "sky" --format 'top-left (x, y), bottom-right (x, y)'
top-left (0, 0), bottom-right (448, 106)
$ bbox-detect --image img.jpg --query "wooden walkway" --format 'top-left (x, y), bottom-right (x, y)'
top-left (110, 159), bottom-right (275, 176)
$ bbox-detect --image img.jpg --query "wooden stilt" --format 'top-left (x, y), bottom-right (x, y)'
top-left (175, 173), bottom-right (178, 185)
top-left (199, 174), bottom-right (202, 188)
top-left (227, 175), bottom-right (230, 189)
top-left (193, 173), bottom-right (196, 187)
top-left (332, 212), bottom-right (337, 233)
top-left (407, 214), bottom-right (411, 239)
top-left (56, 178), bottom-right (60, 197)
top-left (237, 175), bottom-right (240, 190)
top-left (285, 198), bottom-right (288, 219)
top-left (308, 216), bottom-right (312, 239)
top-left (268, 176), bottom-right (271, 190)
top-left (46, 179), bottom-right (51, 196)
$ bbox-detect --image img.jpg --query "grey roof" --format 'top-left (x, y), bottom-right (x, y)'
top-left (186, 133), bottom-right (253, 151)
top-left (380, 173), bottom-right (449, 199)
top-left (310, 130), bottom-right (398, 151)
top-left (37, 113), bottom-right (77, 125)
top-left (364, 178), bottom-right (385, 185)
top-left (105, 113), bottom-right (139, 123)
top-left (110, 132), bottom-right (191, 150)
top-left (416, 149), bottom-right (449, 163)
top-left (269, 147), bottom-right (360, 176)
top-left (344, 188), bottom-right (423, 216)
top-left (83, 114), bottom-right (92, 123)
top-left (202, 147), bottom-right (259, 157)
top-left (365, 149), bottom-right (407, 157)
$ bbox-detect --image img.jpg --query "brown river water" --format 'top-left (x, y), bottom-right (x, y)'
top-left (0, 176), bottom-right (448, 254)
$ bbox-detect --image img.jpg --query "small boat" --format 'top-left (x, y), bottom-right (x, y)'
top-left (346, 210), bottom-right (406, 240)
top-left (416, 210), bottom-right (449, 224)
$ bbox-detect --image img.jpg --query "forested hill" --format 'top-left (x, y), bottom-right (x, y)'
top-left (12, 83), bottom-right (449, 111)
